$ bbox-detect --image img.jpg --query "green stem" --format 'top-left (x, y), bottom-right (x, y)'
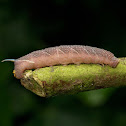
top-left (20, 58), bottom-right (126, 97)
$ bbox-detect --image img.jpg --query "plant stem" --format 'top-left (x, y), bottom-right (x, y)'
top-left (20, 58), bottom-right (126, 97)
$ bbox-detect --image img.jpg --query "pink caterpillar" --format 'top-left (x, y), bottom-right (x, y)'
top-left (2, 45), bottom-right (119, 79)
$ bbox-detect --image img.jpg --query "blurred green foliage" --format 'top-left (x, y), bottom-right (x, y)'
top-left (1, 0), bottom-right (126, 126)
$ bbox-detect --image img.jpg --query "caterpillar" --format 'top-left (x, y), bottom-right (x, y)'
top-left (2, 45), bottom-right (119, 79)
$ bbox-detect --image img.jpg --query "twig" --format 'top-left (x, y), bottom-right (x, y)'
top-left (20, 58), bottom-right (126, 97)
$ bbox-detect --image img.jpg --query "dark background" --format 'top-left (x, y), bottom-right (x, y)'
top-left (1, 0), bottom-right (126, 126)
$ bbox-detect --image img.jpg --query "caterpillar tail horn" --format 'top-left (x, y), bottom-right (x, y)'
top-left (1, 59), bottom-right (16, 62)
